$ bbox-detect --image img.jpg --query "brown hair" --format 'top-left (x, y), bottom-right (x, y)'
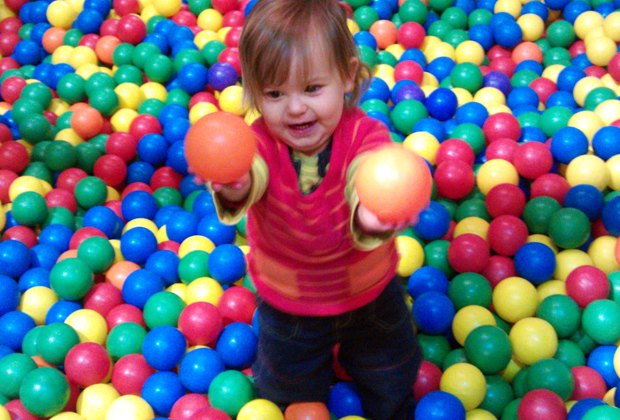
top-left (239, 0), bottom-right (369, 112)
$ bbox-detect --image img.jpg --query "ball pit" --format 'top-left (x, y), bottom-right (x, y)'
top-left (1, 0), bottom-right (620, 418)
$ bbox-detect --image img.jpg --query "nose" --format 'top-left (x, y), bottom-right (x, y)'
top-left (286, 94), bottom-right (306, 115)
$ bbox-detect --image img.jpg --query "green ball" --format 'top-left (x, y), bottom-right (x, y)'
top-left (543, 47), bottom-right (572, 67)
top-left (63, 28), bottom-right (83, 46)
top-left (143, 291), bottom-right (186, 329)
top-left (390, 99), bottom-right (428, 135)
top-left (361, 98), bottom-right (390, 116)
top-left (12, 191), bottom-right (49, 226)
top-left (132, 42), bottom-right (161, 70)
top-left (398, 0), bottom-right (428, 24)
top-left (202, 40), bottom-right (226, 66)
top-left (468, 9), bottom-right (492, 26)
top-left (106, 322), bottom-right (147, 361)
top-left (18, 23), bottom-right (33, 40)
top-left (546, 20), bottom-right (575, 48)
top-left (74, 176), bottom-right (108, 209)
top-left (56, 73), bottom-right (86, 104)
top-left (18, 113), bottom-right (52, 144)
top-left (445, 29), bottom-right (469, 48)
top-left (451, 123), bottom-right (485, 155)
top-left (584, 87), bottom-right (617, 111)
top-left (153, 187), bottom-right (184, 208)
top-left (500, 398), bottom-right (521, 420)
top-left (173, 49), bottom-right (205, 72)
top-left (548, 207), bottom-right (590, 249)
top-left (89, 88), bottom-right (119, 116)
top-left (536, 295), bottom-right (581, 338)
top-left (0, 353), bottom-right (38, 399)
top-left (570, 327), bottom-right (597, 355)
top-left (138, 98), bottom-right (165, 117)
top-left (21, 326), bottom-right (44, 357)
top-left (582, 299), bottom-right (620, 344)
top-left (526, 358), bottom-right (574, 401)
top-left (450, 63), bottom-right (483, 93)
top-left (77, 236), bottom-right (116, 274)
top-left (353, 6), bottom-right (379, 31)
top-left (145, 54), bottom-right (174, 84)
top-left (114, 64), bottom-right (143, 86)
top-left (50, 257), bottom-right (94, 300)
top-left (85, 72), bottom-right (117, 96)
top-left (113, 43), bottom-right (135, 66)
top-left (455, 198), bottom-right (490, 221)
top-left (19, 367), bottom-right (70, 417)
top-left (423, 240), bottom-right (454, 278)
top-left (36, 323), bottom-right (80, 366)
top-left (357, 44), bottom-right (377, 69)
top-left (45, 140), bottom-right (77, 172)
top-left (11, 98), bottom-right (44, 125)
top-left (448, 272), bottom-right (492, 309)
top-left (522, 196), bottom-right (561, 234)
top-left (208, 370), bottom-right (255, 417)
top-left (377, 50), bottom-right (398, 67)
top-left (21, 83), bottom-right (53, 109)
top-left (582, 405), bottom-right (620, 420)
top-left (44, 207), bottom-right (76, 228)
top-left (442, 348), bottom-right (468, 370)
top-left (179, 250), bottom-right (210, 284)
top-left (511, 69), bottom-right (539, 87)
top-left (183, 190), bottom-right (203, 212)
top-left (518, 111), bottom-right (541, 128)
top-left (464, 325), bottom-right (512, 375)
top-left (540, 106), bottom-right (573, 137)
top-left (418, 333), bottom-right (451, 367)
top-left (54, 112), bottom-right (73, 133)
top-left (480, 375), bottom-right (514, 418)
top-left (554, 339), bottom-right (585, 368)
top-left (428, 20), bottom-right (453, 40)
top-left (146, 15), bottom-right (165, 33)
top-left (441, 7), bottom-right (468, 29)
top-left (609, 271), bottom-right (620, 304)
top-left (344, 0), bottom-right (370, 8)
top-left (165, 88), bottom-right (191, 107)
top-left (427, 0), bottom-right (452, 12)
top-left (188, 0), bottom-right (212, 15)
top-left (512, 367), bottom-right (529, 398)
top-left (76, 142), bottom-right (103, 174)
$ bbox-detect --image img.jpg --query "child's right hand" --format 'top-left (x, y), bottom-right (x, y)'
top-left (208, 172), bottom-right (252, 203)
top-left (356, 203), bottom-right (414, 234)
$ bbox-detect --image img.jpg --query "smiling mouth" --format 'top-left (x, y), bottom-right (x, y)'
top-left (289, 121), bottom-right (315, 131)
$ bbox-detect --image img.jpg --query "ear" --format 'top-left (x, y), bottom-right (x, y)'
top-left (344, 57), bottom-right (359, 92)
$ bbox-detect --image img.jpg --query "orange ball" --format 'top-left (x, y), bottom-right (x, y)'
top-left (106, 261), bottom-right (141, 290)
top-left (512, 41), bottom-right (543, 64)
top-left (42, 27), bottom-right (67, 53)
top-left (185, 111), bottom-right (257, 183)
top-left (369, 20), bottom-right (398, 50)
top-left (71, 105), bottom-right (104, 139)
top-left (95, 35), bottom-right (121, 65)
top-left (284, 402), bottom-right (330, 420)
top-left (355, 144), bottom-right (432, 223)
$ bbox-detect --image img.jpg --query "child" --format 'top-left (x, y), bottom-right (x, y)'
top-left (208, 0), bottom-right (422, 417)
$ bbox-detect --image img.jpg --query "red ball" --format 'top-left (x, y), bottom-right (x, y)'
top-left (530, 173), bottom-right (570, 204)
top-left (217, 286), bottom-right (256, 326)
top-left (517, 389), bottom-right (567, 420)
top-left (2, 226), bottom-right (37, 248)
top-left (397, 21), bottom-right (425, 49)
top-left (488, 45), bottom-right (512, 60)
top-left (0, 169), bottom-right (17, 203)
top-left (172, 10), bottom-right (197, 27)
top-left (158, 240), bottom-right (181, 253)
top-left (84, 282), bottom-right (124, 317)
top-left (0, 57), bottom-right (20, 74)
top-left (78, 33), bottom-right (100, 48)
top-left (69, 227), bottom-right (107, 249)
top-left (0, 32), bottom-right (19, 56)
top-left (116, 14), bottom-right (146, 44)
top-left (513, 141), bottom-right (553, 179)
top-left (189, 91), bottom-right (218, 109)
top-left (121, 182), bottom-right (153, 199)
top-left (486, 183), bottom-right (526, 218)
top-left (211, 0), bottom-right (240, 13)
top-left (483, 112), bottom-right (521, 142)
top-left (193, 407), bottom-right (232, 420)
top-left (609, 53), bottom-right (620, 83)
top-left (46, 188), bottom-right (78, 213)
top-left (150, 166), bottom-right (183, 190)
top-left (57, 168), bottom-right (88, 193)
top-left (393, 60), bottom-right (424, 84)
top-left (93, 154), bottom-right (127, 188)
top-left (65, 342), bottom-right (112, 387)
top-left (113, 0), bottom-right (139, 15)
top-left (530, 77), bottom-right (558, 104)
top-left (105, 132), bottom-right (138, 163)
top-left (485, 138), bottom-right (518, 162)
top-left (489, 56), bottom-right (516, 77)
top-left (106, 303), bottom-right (146, 330)
top-left (448, 233), bottom-right (490, 273)
top-left (0, 122), bottom-right (13, 142)
top-left (569, 40), bottom-right (586, 57)
top-left (4, 0), bottom-right (28, 12)
top-left (222, 10), bottom-right (244, 27)
top-left (5, 400), bottom-right (39, 420)
top-left (585, 65), bottom-right (606, 78)
top-left (100, 18), bottom-right (120, 36)
top-left (413, 360), bottom-right (442, 401)
top-left (129, 114), bottom-right (162, 140)
top-left (178, 302), bottom-right (223, 347)
top-left (169, 394), bottom-right (211, 420)
top-left (570, 366), bottom-right (607, 400)
top-left (487, 215), bottom-right (529, 257)
top-left (0, 17), bottom-right (22, 33)
top-left (565, 265), bottom-right (610, 308)
top-left (435, 138), bottom-right (475, 166)
top-left (111, 354), bottom-right (155, 395)
top-left (224, 26), bottom-right (243, 48)
top-left (481, 255), bottom-right (516, 288)
top-left (434, 159), bottom-right (475, 200)
top-left (218, 47), bottom-right (241, 78)
top-left (0, 141), bottom-right (29, 173)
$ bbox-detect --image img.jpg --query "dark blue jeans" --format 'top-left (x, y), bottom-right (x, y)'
top-left (252, 278), bottom-right (421, 419)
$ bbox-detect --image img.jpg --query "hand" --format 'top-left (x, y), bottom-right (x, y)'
top-left (356, 204), bottom-right (417, 234)
top-left (210, 172), bottom-right (252, 203)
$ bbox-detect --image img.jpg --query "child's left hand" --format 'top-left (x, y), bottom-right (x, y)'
top-left (356, 204), bottom-right (416, 234)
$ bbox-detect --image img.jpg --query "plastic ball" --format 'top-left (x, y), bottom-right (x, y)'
top-left (582, 299), bottom-right (620, 345)
top-left (413, 291), bottom-right (455, 335)
top-left (217, 286), bottom-right (256, 326)
top-left (433, 160), bottom-right (475, 200)
top-left (142, 325), bottom-right (187, 371)
top-left (169, 393), bottom-right (211, 420)
top-left (492, 276), bottom-right (539, 323)
top-left (284, 402), bottom-right (330, 420)
top-left (565, 265), bottom-right (610, 309)
top-left (208, 370), bottom-right (254, 418)
top-left (485, 184), bottom-right (526, 218)
top-left (178, 347), bottom-right (225, 394)
top-left (19, 367), bottom-right (69, 418)
top-left (106, 322), bottom-right (147, 361)
top-left (447, 233), bottom-right (490, 273)
top-left (64, 342), bottom-right (111, 388)
top-left (452, 305), bottom-right (496, 346)
top-left (464, 325), bottom-right (512, 375)
top-left (517, 389), bottom-right (566, 420)
top-left (514, 242), bottom-right (556, 285)
top-left (141, 371), bottom-right (185, 417)
top-left (439, 362), bottom-right (486, 411)
top-left (237, 399), bottom-right (283, 420)
top-left (488, 215), bottom-right (529, 257)
top-left (414, 390), bottom-right (465, 420)
top-left (509, 317), bottom-right (558, 365)
top-left (476, 159), bottom-right (519, 195)
top-left (185, 112), bottom-right (256, 184)
top-left (50, 257), bottom-right (94, 301)
top-left (105, 395), bottom-right (154, 420)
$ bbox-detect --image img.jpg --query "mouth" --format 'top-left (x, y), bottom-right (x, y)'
top-left (288, 121), bottom-right (316, 133)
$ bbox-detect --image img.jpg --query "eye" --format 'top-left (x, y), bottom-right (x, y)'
top-left (306, 84), bottom-right (321, 93)
top-left (264, 90), bottom-right (282, 99)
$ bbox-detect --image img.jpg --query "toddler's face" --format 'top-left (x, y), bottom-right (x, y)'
top-left (257, 49), bottom-right (355, 155)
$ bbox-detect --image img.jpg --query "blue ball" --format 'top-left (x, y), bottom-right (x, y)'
top-left (328, 382), bottom-right (364, 419)
top-left (493, 21), bottom-right (522, 49)
top-left (215, 322), bottom-right (258, 369)
top-left (426, 57), bottom-right (455, 82)
top-left (592, 126), bottom-right (620, 160)
top-left (73, 9), bottom-right (104, 34)
top-left (413, 291), bottom-right (455, 335)
top-left (550, 127), bottom-right (589, 164)
top-left (413, 201), bottom-right (451, 241)
top-left (0, 311), bottom-right (36, 351)
top-left (0, 275), bottom-right (19, 317)
top-left (353, 30), bottom-right (378, 50)
top-left (18, 268), bottom-right (50, 292)
top-left (399, 48), bottom-right (426, 68)
top-left (45, 300), bottom-right (82, 324)
top-left (520, 127), bottom-right (547, 143)
top-left (572, 53), bottom-right (592, 70)
top-left (143, 34), bottom-right (169, 55)
top-left (208, 244), bottom-right (247, 285)
top-left (408, 266), bottom-right (450, 298)
top-left (455, 102), bottom-right (489, 127)
top-left (127, 161), bottom-right (155, 185)
top-left (12, 40), bottom-right (43, 66)
top-left (142, 325), bottom-right (187, 371)
top-left (83, 0), bottom-right (112, 17)
top-left (568, 398), bottom-right (606, 420)
top-left (166, 140), bottom-right (188, 175)
top-left (120, 227), bottom-right (158, 265)
top-left (371, 0), bottom-right (393, 19)
top-left (162, 117), bottom-right (190, 143)
top-left (362, 77), bottom-right (391, 102)
top-left (178, 347), bottom-right (225, 393)
top-left (154, 204), bottom-right (184, 228)
top-left (177, 63), bottom-right (209, 95)
top-left (426, 88), bottom-right (458, 121)
top-left (522, 1), bottom-right (549, 20)
top-left (602, 197), bottom-right (620, 236)
top-left (138, 133), bottom-right (168, 165)
top-left (413, 117), bottom-right (446, 141)
top-left (0, 240), bottom-right (31, 279)
top-left (122, 268), bottom-right (165, 309)
top-left (564, 184), bottom-right (604, 221)
top-left (515, 59), bottom-right (543, 75)
top-left (49, 63), bottom-right (75, 90)
top-left (557, 66), bottom-right (586, 92)
top-left (546, 0), bottom-right (570, 10)
top-left (121, 190), bottom-right (159, 221)
top-left (165, 209), bottom-right (198, 243)
top-left (31, 244), bottom-right (62, 270)
top-left (587, 345), bottom-right (619, 388)
top-left (197, 213), bottom-right (237, 246)
top-left (32, 63), bottom-right (54, 86)
top-left (514, 242), bottom-right (556, 285)
top-left (179, 175), bottom-right (204, 198)
top-left (415, 391), bottom-right (466, 420)
top-left (546, 91), bottom-right (577, 109)
top-left (208, 62), bottom-right (238, 91)
top-left (141, 371), bottom-right (185, 417)
top-left (82, 206), bottom-right (123, 239)
top-left (158, 104), bottom-right (188, 127)
top-left (468, 24), bottom-right (494, 51)
top-left (484, 71), bottom-right (512, 96)
top-left (30, 23), bottom-right (51, 45)
top-left (192, 191), bottom-right (216, 218)
top-left (507, 86), bottom-right (539, 110)
top-left (145, 250), bottom-right (180, 287)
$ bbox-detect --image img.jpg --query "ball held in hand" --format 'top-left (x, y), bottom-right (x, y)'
top-left (355, 144), bottom-right (432, 223)
top-left (185, 111), bottom-right (257, 184)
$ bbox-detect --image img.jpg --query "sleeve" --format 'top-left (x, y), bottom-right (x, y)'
top-left (208, 155), bottom-right (269, 225)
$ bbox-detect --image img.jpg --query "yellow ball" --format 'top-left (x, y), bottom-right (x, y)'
top-left (574, 11), bottom-right (604, 40)
top-left (509, 317), bottom-right (558, 365)
top-left (347, 17), bottom-right (360, 35)
top-left (178, 235), bottom-right (216, 258)
top-left (452, 305), bottom-right (496, 346)
top-left (69, 46), bottom-right (98, 70)
top-left (607, 155), bottom-right (620, 191)
top-left (476, 159), bottom-right (519, 195)
top-left (186, 277), bottom-right (224, 305)
top-left (426, 42), bottom-right (456, 62)
top-left (440, 363), bottom-right (486, 411)
top-left (114, 82), bottom-right (145, 110)
top-left (110, 108), bottom-right (139, 133)
top-left (455, 40), bottom-right (485, 65)
top-left (500, 357), bottom-right (524, 383)
top-left (122, 218), bottom-right (158, 236)
top-left (19, 286), bottom-right (58, 325)
top-left (586, 36), bottom-right (617, 66)
top-left (403, 132), bottom-right (440, 165)
top-left (573, 77), bottom-right (605, 107)
top-left (51, 45), bottom-right (73, 64)
top-left (527, 234), bottom-right (558, 253)
top-left (588, 235), bottom-right (620, 274)
top-left (64, 309), bottom-right (108, 345)
top-left (47, 1), bottom-right (77, 29)
top-left (140, 82), bottom-right (167, 101)
top-left (167, 282), bottom-right (188, 302)
top-left (50, 98), bottom-right (71, 116)
top-left (385, 44), bottom-right (405, 60)
top-left (197, 9), bottom-right (223, 31)
top-left (452, 87), bottom-right (473, 106)
top-left (9, 175), bottom-right (47, 201)
top-left (595, 99), bottom-right (620, 125)
top-left (492, 276), bottom-right (539, 323)
top-left (541, 64), bottom-right (566, 84)
top-left (237, 399), bottom-right (284, 420)
top-left (77, 384), bottom-right (119, 420)
top-left (603, 11), bottom-right (620, 42)
top-left (517, 14), bottom-right (545, 42)
top-left (422, 72), bottom-right (439, 89)
top-left (565, 154), bottom-right (609, 191)
top-left (50, 413), bottom-right (85, 420)
top-left (152, 0), bottom-right (181, 17)
top-left (189, 101), bottom-right (218, 124)
top-left (109, 239), bottom-right (123, 264)
top-left (194, 30), bottom-right (219, 49)
top-left (105, 395), bottom-right (154, 420)
top-left (65, 0), bottom-right (84, 12)
top-left (422, 35), bottom-right (441, 55)
top-left (156, 225), bottom-right (169, 243)
top-left (0, 5), bottom-right (16, 21)
top-left (395, 235), bottom-right (424, 277)
top-left (486, 104), bottom-right (512, 116)
top-left (0, 206), bottom-right (6, 232)
top-left (494, 0), bottom-right (521, 17)
top-left (537, 280), bottom-right (566, 303)
top-left (55, 128), bottom-right (84, 146)
top-left (613, 346), bottom-right (620, 377)
top-left (139, 4), bottom-right (159, 24)
top-left (106, 186), bottom-right (120, 202)
top-left (217, 26), bottom-right (231, 43)
top-left (554, 249), bottom-right (593, 281)
top-left (76, 63), bottom-right (101, 81)
top-left (466, 408), bottom-right (497, 420)
top-left (374, 64), bottom-right (395, 84)
top-left (219, 85), bottom-right (247, 116)
top-left (600, 75), bottom-right (619, 92)
top-left (453, 217), bottom-right (489, 239)
top-left (473, 87), bottom-right (506, 106)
